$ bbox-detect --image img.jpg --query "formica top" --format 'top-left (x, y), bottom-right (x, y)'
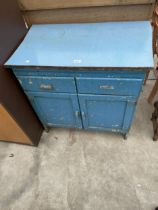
top-left (5, 21), bottom-right (153, 69)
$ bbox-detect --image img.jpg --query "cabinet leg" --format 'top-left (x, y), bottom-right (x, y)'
top-left (151, 101), bottom-right (158, 141)
top-left (153, 136), bottom-right (158, 141)
top-left (123, 133), bottom-right (128, 140)
top-left (45, 127), bottom-right (50, 133)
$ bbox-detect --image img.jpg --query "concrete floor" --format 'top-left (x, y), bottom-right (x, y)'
top-left (0, 80), bottom-right (158, 210)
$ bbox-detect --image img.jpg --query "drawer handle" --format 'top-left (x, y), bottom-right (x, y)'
top-left (99, 85), bottom-right (114, 90)
top-left (40, 84), bottom-right (53, 90)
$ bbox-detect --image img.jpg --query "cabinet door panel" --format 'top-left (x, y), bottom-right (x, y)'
top-left (78, 94), bottom-right (136, 133)
top-left (26, 92), bottom-right (82, 129)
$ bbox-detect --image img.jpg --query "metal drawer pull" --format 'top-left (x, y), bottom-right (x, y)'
top-left (40, 84), bottom-right (53, 90)
top-left (99, 85), bottom-right (114, 90)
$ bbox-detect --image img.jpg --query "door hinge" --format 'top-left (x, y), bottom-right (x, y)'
top-left (75, 111), bottom-right (81, 118)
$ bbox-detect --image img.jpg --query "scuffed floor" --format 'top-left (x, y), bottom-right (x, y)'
top-left (0, 80), bottom-right (158, 210)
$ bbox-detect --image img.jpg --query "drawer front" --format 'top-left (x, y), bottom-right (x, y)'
top-left (17, 76), bottom-right (76, 93)
top-left (76, 77), bottom-right (143, 96)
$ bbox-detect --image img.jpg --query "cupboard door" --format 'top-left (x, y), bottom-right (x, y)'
top-left (26, 92), bottom-right (82, 129)
top-left (78, 94), bottom-right (136, 133)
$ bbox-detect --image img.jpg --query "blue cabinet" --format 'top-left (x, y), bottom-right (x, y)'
top-left (13, 69), bottom-right (145, 137)
top-left (23, 75), bottom-right (139, 135)
top-left (5, 22), bottom-right (153, 138)
top-left (27, 92), bottom-right (82, 129)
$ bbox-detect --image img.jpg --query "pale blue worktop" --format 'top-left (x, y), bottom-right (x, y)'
top-left (5, 21), bottom-right (153, 69)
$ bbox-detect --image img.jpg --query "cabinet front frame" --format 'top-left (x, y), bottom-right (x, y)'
top-left (12, 68), bottom-right (146, 135)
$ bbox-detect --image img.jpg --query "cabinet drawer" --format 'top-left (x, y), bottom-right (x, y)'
top-left (76, 77), bottom-right (143, 96)
top-left (17, 76), bottom-right (76, 93)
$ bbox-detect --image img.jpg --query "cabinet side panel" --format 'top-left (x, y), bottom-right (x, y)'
top-left (0, 104), bottom-right (32, 144)
top-left (0, 68), bottom-right (44, 145)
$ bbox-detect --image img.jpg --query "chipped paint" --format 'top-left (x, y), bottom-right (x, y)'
top-left (112, 125), bottom-right (120, 127)
top-left (28, 79), bottom-right (33, 84)
top-left (18, 79), bottom-right (22, 85)
top-left (73, 59), bottom-right (82, 64)
top-left (112, 129), bottom-right (120, 132)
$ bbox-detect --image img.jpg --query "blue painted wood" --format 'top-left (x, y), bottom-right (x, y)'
top-left (5, 21), bottom-right (153, 136)
top-left (13, 69), bottom-right (146, 79)
top-left (122, 100), bottom-right (136, 133)
top-left (5, 21), bottom-right (153, 69)
top-left (26, 92), bottom-right (82, 129)
top-left (17, 76), bottom-right (76, 93)
top-left (13, 68), bottom-right (144, 134)
top-left (78, 94), bottom-right (136, 133)
top-left (76, 77), bottom-right (143, 97)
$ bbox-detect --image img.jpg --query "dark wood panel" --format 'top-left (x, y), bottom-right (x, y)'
top-left (0, 67), bottom-right (43, 145)
top-left (0, 104), bottom-right (33, 145)
top-left (0, 0), bottom-right (27, 65)
top-left (0, 0), bottom-right (44, 145)
top-left (24, 4), bottom-right (154, 26)
top-left (18, 0), bottom-right (155, 10)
